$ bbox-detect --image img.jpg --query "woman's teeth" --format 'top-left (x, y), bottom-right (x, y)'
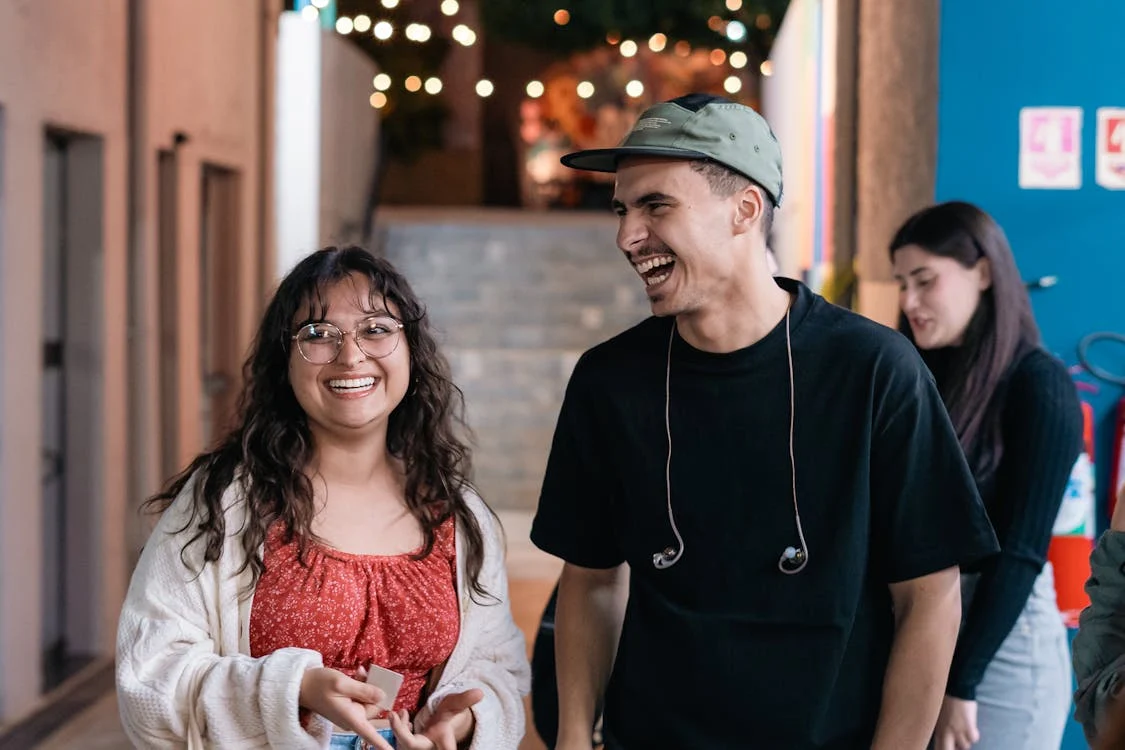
top-left (327, 376), bottom-right (375, 392)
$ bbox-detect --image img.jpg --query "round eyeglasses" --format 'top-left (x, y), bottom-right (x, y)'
top-left (291, 315), bottom-right (405, 364)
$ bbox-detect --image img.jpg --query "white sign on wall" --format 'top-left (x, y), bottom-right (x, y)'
top-left (1096, 107), bottom-right (1125, 190)
top-left (1019, 106), bottom-right (1083, 189)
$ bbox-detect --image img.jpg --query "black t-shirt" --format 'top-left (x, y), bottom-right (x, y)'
top-left (531, 279), bottom-right (999, 749)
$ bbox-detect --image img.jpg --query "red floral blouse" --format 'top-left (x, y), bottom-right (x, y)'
top-left (249, 516), bottom-right (460, 714)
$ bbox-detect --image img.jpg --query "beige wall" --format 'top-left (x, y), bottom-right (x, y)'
top-left (0, 0), bottom-right (129, 721)
top-left (275, 14), bottom-right (382, 270)
top-left (319, 32), bottom-right (380, 247)
top-left (140, 0), bottom-right (273, 481)
top-left (0, 0), bottom-right (276, 725)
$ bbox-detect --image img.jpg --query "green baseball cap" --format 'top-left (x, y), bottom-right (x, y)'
top-left (560, 93), bottom-right (784, 206)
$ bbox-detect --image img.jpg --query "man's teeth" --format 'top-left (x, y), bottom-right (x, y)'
top-left (645, 271), bottom-right (672, 287)
top-left (635, 256), bottom-right (675, 274)
top-left (328, 377), bottom-right (375, 390)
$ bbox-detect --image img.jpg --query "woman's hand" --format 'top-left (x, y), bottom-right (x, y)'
top-left (933, 695), bottom-right (979, 750)
top-left (298, 667), bottom-right (387, 746)
top-left (378, 689), bottom-right (483, 750)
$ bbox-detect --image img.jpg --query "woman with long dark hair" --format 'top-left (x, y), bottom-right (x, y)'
top-left (890, 202), bottom-right (1083, 750)
top-left (116, 246), bottom-right (529, 749)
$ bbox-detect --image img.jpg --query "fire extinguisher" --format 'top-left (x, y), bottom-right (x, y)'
top-left (1048, 400), bottom-right (1096, 628)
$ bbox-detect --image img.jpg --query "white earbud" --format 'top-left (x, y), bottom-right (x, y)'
top-left (653, 546), bottom-right (682, 570)
top-left (778, 545), bottom-right (808, 574)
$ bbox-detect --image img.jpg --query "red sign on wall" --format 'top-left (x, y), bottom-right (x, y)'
top-left (1104, 116), bottom-right (1125, 154)
top-left (1097, 108), bottom-right (1125, 189)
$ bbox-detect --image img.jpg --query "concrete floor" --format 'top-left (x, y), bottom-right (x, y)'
top-left (32, 511), bottom-right (562, 750)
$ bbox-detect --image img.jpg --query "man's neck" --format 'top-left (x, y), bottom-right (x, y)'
top-left (675, 278), bottom-right (793, 353)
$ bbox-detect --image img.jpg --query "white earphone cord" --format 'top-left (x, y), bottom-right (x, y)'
top-left (656, 299), bottom-right (808, 574)
top-left (782, 303), bottom-right (808, 574)
top-left (659, 324), bottom-right (686, 566)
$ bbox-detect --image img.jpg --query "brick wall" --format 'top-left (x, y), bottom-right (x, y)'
top-left (372, 208), bottom-right (650, 511)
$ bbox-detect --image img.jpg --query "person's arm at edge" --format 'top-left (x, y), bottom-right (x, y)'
top-left (1073, 485), bottom-right (1125, 743)
top-left (871, 566), bottom-right (962, 750)
top-left (553, 561), bottom-right (629, 750)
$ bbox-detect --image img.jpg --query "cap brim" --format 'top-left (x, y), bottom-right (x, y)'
top-left (560, 146), bottom-right (712, 173)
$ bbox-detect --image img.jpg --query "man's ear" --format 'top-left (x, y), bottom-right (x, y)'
top-left (733, 184), bottom-right (766, 237)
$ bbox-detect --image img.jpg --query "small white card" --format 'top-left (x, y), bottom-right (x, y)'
top-left (365, 664), bottom-right (404, 711)
top-left (1019, 106), bottom-right (1083, 189)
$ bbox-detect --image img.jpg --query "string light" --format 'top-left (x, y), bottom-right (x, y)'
top-left (381, 0), bottom-right (399, 7)
top-left (725, 0), bottom-right (743, 9)
top-left (353, 11), bottom-right (770, 110)
top-left (452, 24), bottom-right (477, 45)
top-left (363, 74), bottom-right (762, 105)
top-left (300, 5), bottom-right (319, 21)
top-left (405, 23), bottom-right (432, 42)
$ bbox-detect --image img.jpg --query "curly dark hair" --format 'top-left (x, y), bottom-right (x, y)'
top-left (145, 246), bottom-right (493, 600)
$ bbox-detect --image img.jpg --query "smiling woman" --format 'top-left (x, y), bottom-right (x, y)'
top-left (116, 246), bottom-right (530, 750)
top-left (287, 276), bottom-right (413, 443)
top-left (889, 203), bottom-right (1083, 750)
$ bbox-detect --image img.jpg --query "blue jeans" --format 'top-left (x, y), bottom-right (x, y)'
top-left (329, 729), bottom-right (396, 749)
top-left (959, 563), bottom-right (1072, 750)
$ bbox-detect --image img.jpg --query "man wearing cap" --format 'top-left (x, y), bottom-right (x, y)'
top-left (530, 94), bottom-right (999, 749)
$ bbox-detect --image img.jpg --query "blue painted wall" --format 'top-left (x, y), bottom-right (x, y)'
top-left (937, 2), bottom-right (1125, 748)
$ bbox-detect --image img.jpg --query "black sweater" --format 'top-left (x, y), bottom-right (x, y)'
top-left (927, 345), bottom-right (1084, 700)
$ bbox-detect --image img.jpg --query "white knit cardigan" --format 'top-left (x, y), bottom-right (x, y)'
top-left (116, 480), bottom-right (531, 749)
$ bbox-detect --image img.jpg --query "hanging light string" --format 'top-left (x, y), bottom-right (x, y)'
top-left (298, 3), bottom-right (773, 109)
